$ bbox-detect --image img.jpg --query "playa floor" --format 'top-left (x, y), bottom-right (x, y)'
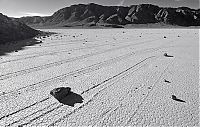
top-left (0, 29), bottom-right (199, 126)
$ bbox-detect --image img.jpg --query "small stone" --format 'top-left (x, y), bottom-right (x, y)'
top-left (164, 79), bottom-right (171, 83)
top-left (164, 53), bottom-right (173, 57)
top-left (172, 95), bottom-right (186, 103)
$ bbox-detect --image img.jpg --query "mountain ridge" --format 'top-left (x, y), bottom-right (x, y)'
top-left (16, 3), bottom-right (200, 27)
top-left (0, 13), bottom-right (40, 44)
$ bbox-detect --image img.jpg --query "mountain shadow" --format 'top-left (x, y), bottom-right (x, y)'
top-left (0, 38), bottom-right (42, 56)
top-left (0, 13), bottom-right (43, 56)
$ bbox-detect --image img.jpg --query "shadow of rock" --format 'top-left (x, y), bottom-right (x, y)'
top-left (59, 92), bottom-right (84, 107)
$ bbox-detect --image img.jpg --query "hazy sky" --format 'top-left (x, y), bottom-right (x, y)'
top-left (0, 0), bottom-right (199, 17)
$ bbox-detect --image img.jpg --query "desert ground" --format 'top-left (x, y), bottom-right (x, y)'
top-left (0, 29), bottom-right (199, 126)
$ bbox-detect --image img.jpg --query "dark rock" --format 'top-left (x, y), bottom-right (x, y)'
top-left (50, 87), bottom-right (71, 101)
top-left (164, 79), bottom-right (171, 83)
top-left (164, 53), bottom-right (174, 57)
top-left (172, 95), bottom-right (186, 103)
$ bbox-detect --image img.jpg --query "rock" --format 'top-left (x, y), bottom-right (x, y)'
top-left (50, 87), bottom-right (71, 101)
top-left (172, 95), bottom-right (186, 103)
top-left (164, 53), bottom-right (174, 57)
top-left (164, 79), bottom-right (171, 83)
top-left (172, 95), bottom-right (177, 100)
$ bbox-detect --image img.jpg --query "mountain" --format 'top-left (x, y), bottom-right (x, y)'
top-left (17, 3), bottom-right (200, 27)
top-left (0, 13), bottom-right (39, 44)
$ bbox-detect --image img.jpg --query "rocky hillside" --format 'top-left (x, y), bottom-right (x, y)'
top-left (17, 3), bottom-right (200, 27)
top-left (0, 13), bottom-right (39, 44)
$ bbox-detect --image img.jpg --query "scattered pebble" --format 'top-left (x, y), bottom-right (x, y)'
top-left (164, 53), bottom-right (173, 57)
top-left (172, 95), bottom-right (186, 103)
top-left (164, 79), bottom-right (171, 83)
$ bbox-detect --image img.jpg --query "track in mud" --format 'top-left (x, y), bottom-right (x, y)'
top-left (3, 56), bottom-right (156, 126)
top-left (1, 29), bottom-right (198, 126)
top-left (0, 37), bottom-right (164, 80)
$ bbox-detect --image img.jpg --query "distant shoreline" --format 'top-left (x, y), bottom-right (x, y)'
top-left (31, 24), bottom-right (200, 30)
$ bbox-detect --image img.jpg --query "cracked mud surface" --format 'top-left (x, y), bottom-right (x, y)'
top-left (0, 29), bottom-right (199, 126)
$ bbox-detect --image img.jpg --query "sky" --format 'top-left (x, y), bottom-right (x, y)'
top-left (0, 0), bottom-right (199, 18)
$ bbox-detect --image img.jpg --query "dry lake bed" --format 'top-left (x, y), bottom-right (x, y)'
top-left (0, 29), bottom-right (199, 126)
